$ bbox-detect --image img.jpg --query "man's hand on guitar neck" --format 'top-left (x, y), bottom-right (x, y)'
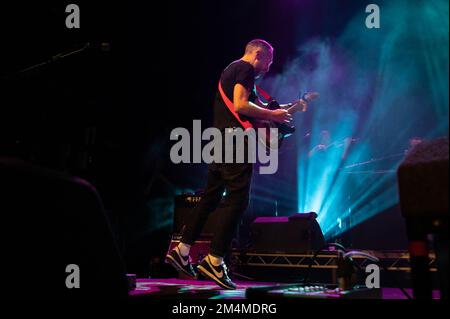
top-left (283, 92), bottom-right (319, 114)
top-left (285, 99), bottom-right (308, 114)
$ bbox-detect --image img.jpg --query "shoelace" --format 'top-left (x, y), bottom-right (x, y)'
top-left (221, 263), bottom-right (229, 276)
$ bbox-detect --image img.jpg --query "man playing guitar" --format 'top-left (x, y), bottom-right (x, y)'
top-left (166, 39), bottom-right (311, 289)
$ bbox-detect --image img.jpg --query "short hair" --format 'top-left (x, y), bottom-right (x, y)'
top-left (245, 39), bottom-right (273, 55)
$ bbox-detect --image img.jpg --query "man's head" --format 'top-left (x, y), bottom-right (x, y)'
top-left (242, 39), bottom-right (274, 78)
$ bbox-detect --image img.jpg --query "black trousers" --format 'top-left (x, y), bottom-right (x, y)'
top-left (181, 162), bottom-right (253, 257)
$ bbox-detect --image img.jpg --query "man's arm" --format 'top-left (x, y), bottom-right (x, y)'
top-left (233, 84), bottom-right (292, 123)
top-left (254, 98), bottom-right (268, 108)
top-left (255, 96), bottom-right (308, 114)
top-left (254, 97), bottom-right (291, 110)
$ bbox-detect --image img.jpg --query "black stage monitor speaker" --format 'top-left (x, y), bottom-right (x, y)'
top-left (397, 137), bottom-right (448, 299)
top-left (397, 137), bottom-right (449, 219)
top-left (250, 212), bottom-right (325, 254)
top-left (0, 157), bottom-right (129, 298)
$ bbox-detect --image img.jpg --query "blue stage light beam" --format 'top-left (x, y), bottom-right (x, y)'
top-left (261, 0), bottom-right (448, 239)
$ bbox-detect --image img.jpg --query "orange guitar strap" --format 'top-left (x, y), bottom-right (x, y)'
top-left (218, 81), bottom-right (253, 130)
top-left (255, 85), bottom-right (273, 101)
top-left (218, 82), bottom-right (276, 129)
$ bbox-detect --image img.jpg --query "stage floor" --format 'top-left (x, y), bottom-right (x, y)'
top-left (129, 278), bottom-right (435, 300)
top-left (130, 278), bottom-right (275, 299)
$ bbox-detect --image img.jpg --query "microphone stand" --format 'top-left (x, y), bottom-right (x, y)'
top-left (1, 42), bottom-right (98, 82)
top-left (17, 43), bottom-right (91, 75)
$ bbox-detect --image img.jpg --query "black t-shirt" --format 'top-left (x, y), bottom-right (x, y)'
top-left (213, 60), bottom-right (257, 130)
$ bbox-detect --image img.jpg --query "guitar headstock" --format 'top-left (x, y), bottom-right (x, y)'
top-left (302, 91), bottom-right (319, 103)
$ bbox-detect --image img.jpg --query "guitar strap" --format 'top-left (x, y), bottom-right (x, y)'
top-left (218, 81), bottom-right (253, 130)
top-left (255, 85), bottom-right (273, 102)
top-left (217, 82), bottom-right (275, 130)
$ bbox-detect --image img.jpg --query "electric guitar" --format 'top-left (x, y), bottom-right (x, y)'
top-left (251, 91), bottom-right (319, 151)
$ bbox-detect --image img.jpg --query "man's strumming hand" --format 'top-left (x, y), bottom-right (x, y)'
top-left (270, 109), bottom-right (293, 124)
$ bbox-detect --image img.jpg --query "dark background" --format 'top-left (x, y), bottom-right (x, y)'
top-left (0, 1), bottom-right (371, 277)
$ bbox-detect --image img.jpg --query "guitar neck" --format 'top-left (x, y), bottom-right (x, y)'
top-left (286, 105), bottom-right (297, 115)
top-left (285, 93), bottom-right (318, 114)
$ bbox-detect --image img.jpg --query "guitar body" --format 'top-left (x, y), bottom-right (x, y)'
top-left (251, 100), bottom-right (295, 152)
top-left (218, 80), bottom-right (319, 152)
top-left (250, 119), bottom-right (283, 152)
top-left (252, 92), bottom-right (319, 151)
